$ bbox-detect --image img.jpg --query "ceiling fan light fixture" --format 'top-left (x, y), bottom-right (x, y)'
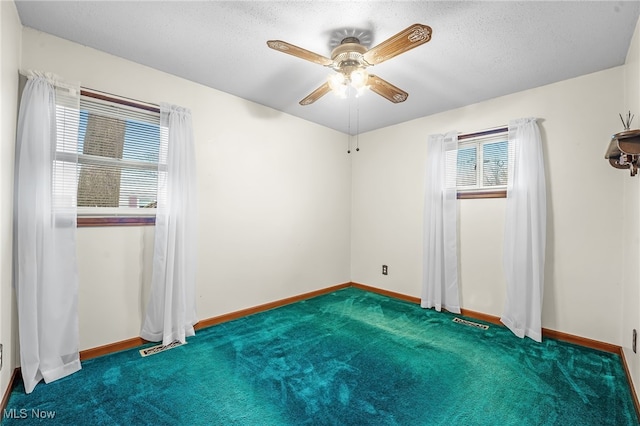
top-left (327, 72), bottom-right (348, 98)
top-left (327, 68), bottom-right (369, 98)
top-left (355, 85), bottom-right (369, 98)
top-left (334, 86), bottom-right (348, 99)
top-left (350, 68), bottom-right (369, 90)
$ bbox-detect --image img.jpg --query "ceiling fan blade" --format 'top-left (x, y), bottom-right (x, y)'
top-left (363, 24), bottom-right (432, 66)
top-left (367, 75), bottom-right (408, 103)
top-left (299, 82), bottom-right (332, 105)
top-left (267, 40), bottom-right (333, 66)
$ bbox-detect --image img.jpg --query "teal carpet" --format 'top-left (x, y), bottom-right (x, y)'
top-left (3, 287), bottom-right (638, 425)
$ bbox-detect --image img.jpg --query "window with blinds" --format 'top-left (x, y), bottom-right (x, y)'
top-left (455, 131), bottom-right (509, 194)
top-left (53, 84), bottom-right (81, 215)
top-left (73, 93), bottom-right (161, 216)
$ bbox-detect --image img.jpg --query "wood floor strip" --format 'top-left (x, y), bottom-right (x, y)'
top-left (80, 337), bottom-right (148, 361)
top-left (1, 368), bottom-right (21, 417)
top-left (76, 282), bottom-right (352, 365)
top-left (542, 328), bottom-right (620, 354)
top-left (351, 282), bottom-right (421, 304)
top-left (620, 348), bottom-right (640, 421)
top-left (459, 308), bottom-right (503, 326)
top-left (27, 282), bottom-right (637, 359)
top-left (195, 282), bottom-right (351, 329)
top-left (356, 282), bottom-right (623, 354)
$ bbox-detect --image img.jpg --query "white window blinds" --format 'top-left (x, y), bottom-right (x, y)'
top-left (454, 129), bottom-right (510, 193)
top-left (75, 93), bottom-right (161, 215)
top-left (53, 85), bottom-right (80, 215)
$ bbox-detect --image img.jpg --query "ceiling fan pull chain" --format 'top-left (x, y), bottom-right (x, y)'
top-left (356, 97), bottom-right (360, 152)
top-left (347, 95), bottom-right (352, 153)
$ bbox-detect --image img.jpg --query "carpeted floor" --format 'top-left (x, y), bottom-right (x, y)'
top-left (3, 287), bottom-right (638, 425)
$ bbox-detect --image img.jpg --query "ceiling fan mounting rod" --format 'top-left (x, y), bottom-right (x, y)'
top-left (341, 36), bottom-right (360, 44)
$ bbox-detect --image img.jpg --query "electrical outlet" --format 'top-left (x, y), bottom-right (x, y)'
top-left (633, 329), bottom-right (637, 354)
top-left (382, 265), bottom-right (388, 275)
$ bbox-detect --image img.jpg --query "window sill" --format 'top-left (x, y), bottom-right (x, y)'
top-left (77, 216), bottom-right (155, 227)
top-left (457, 190), bottom-right (506, 199)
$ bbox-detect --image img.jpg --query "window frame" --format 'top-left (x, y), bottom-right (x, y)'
top-left (456, 127), bottom-right (509, 199)
top-left (75, 89), bottom-right (161, 227)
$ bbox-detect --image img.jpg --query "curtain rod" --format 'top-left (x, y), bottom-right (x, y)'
top-left (458, 126), bottom-right (508, 141)
top-left (18, 69), bottom-right (79, 93)
top-left (81, 88), bottom-right (160, 114)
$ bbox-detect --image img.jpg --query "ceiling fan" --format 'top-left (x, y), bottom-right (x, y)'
top-left (267, 24), bottom-right (432, 105)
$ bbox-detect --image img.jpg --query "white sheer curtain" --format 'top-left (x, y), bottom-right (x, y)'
top-left (501, 118), bottom-right (547, 342)
top-left (422, 131), bottom-right (460, 313)
top-left (14, 72), bottom-right (81, 393)
top-left (141, 103), bottom-right (198, 346)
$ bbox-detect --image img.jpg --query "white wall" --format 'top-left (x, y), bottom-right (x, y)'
top-left (11, 14), bottom-right (638, 359)
top-left (351, 66), bottom-right (626, 345)
top-left (621, 16), bottom-right (640, 400)
top-left (0, 0), bottom-right (21, 401)
top-left (20, 28), bottom-right (352, 351)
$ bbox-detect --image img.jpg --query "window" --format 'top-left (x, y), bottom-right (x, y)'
top-left (455, 129), bottom-right (509, 198)
top-left (57, 90), bottom-right (161, 225)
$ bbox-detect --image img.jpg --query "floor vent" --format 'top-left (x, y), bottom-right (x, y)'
top-left (453, 317), bottom-right (489, 330)
top-left (139, 340), bottom-right (185, 357)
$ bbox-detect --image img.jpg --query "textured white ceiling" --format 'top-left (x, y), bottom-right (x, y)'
top-left (14, 1), bottom-right (640, 135)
